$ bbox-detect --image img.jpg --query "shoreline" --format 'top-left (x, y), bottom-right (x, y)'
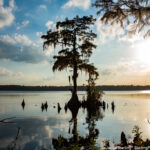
top-left (1, 85), bottom-right (150, 91)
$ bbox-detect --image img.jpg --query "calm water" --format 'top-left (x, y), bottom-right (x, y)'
top-left (0, 91), bottom-right (150, 149)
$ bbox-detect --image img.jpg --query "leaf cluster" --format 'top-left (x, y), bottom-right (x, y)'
top-left (41, 16), bottom-right (96, 54)
top-left (93, 0), bottom-right (150, 37)
top-left (132, 125), bottom-right (143, 146)
top-left (41, 16), bottom-right (98, 76)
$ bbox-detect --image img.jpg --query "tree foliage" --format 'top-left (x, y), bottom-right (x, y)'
top-left (93, 0), bottom-right (150, 37)
top-left (41, 16), bottom-right (97, 97)
top-left (120, 132), bottom-right (127, 147)
top-left (132, 125), bottom-right (143, 146)
top-left (84, 63), bottom-right (103, 102)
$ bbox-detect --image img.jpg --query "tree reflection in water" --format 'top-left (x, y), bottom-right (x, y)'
top-left (52, 95), bottom-right (104, 150)
top-left (5, 95), bottom-right (150, 149)
top-left (8, 127), bottom-right (20, 150)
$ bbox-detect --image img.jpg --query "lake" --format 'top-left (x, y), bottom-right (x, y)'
top-left (0, 91), bottom-right (150, 149)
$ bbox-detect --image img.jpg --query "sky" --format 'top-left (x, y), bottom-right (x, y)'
top-left (0, 0), bottom-right (150, 86)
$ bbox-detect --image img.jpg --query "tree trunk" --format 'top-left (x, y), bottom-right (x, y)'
top-left (72, 30), bottom-right (78, 101)
top-left (72, 59), bottom-right (77, 97)
top-left (68, 30), bottom-right (81, 107)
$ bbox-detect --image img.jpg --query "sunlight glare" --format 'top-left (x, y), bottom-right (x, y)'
top-left (141, 90), bottom-right (150, 94)
top-left (136, 39), bottom-right (150, 64)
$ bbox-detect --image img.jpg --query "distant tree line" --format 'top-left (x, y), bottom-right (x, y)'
top-left (1, 85), bottom-right (150, 91)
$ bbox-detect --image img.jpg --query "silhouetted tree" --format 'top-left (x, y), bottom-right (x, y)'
top-left (82, 63), bottom-right (103, 103)
top-left (42, 16), bottom-right (97, 102)
top-left (132, 125), bottom-right (143, 146)
top-left (120, 132), bottom-right (127, 147)
top-left (93, 0), bottom-right (150, 37)
top-left (102, 139), bottom-right (110, 149)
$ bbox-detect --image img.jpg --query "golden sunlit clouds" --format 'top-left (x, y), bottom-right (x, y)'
top-left (97, 56), bottom-right (150, 86)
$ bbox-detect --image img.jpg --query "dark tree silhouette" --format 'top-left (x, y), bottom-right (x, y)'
top-left (120, 132), bottom-right (127, 147)
top-left (41, 16), bottom-right (97, 102)
top-left (132, 125), bottom-right (143, 146)
top-left (93, 0), bottom-right (150, 37)
top-left (84, 63), bottom-right (103, 103)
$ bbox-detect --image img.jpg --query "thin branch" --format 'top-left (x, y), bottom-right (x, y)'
top-left (0, 117), bottom-right (16, 123)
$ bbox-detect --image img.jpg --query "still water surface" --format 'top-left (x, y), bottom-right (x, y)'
top-left (0, 91), bottom-right (150, 149)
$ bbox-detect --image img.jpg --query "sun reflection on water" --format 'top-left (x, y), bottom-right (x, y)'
top-left (140, 90), bottom-right (150, 94)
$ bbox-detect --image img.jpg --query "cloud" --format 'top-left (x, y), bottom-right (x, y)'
top-left (0, 66), bottom-right (49, 85)
top-left (45, 21), bottom-right (54, 29)
top-left (96, 19), bottom-right (148, 46)
top-left (98, 57), bottom-right (150, 85)
top-left (96, 18), bottom-right (125, 43)
top-left (13, 33), bottom-right (32, 45)
top-left (16, 20), bottom-right (30, 30)
top-left (101, 68), bottom-right (115, 76)
top-left (0, 34), bottom-right (16, 44)
top-left (0, 66), bottom-right (14, 77)
top-left (0, 34), bottom-right (48, 63)
top-left (0, 0), bottom-right (15, 28)
top-left (102, 59), bottom-right (150, 77)
top-left (45, 125), bottom-right (52, 138)
top-left (36, 32), bottom-right (43, 37)
top-left (9, 0), bottom-right (15, 8)
top-left (0, 116), bottom-right (70, 149)
top-left (62, 0), bottom-right (91, 10)
top-left (0, 33), bottom-right (33, 46)
top-left (39, 4), bottom-right (47, 9)
top-left (116, 58), bottom-right (150, 75)
top-left (0, 66), bottom-right (24, 81)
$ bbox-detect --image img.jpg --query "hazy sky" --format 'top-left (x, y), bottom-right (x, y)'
top-left (0, 0), bottom-right (150, 86)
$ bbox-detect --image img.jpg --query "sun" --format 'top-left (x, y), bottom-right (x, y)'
top-left (135, 39), bottom-right (150, 64)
